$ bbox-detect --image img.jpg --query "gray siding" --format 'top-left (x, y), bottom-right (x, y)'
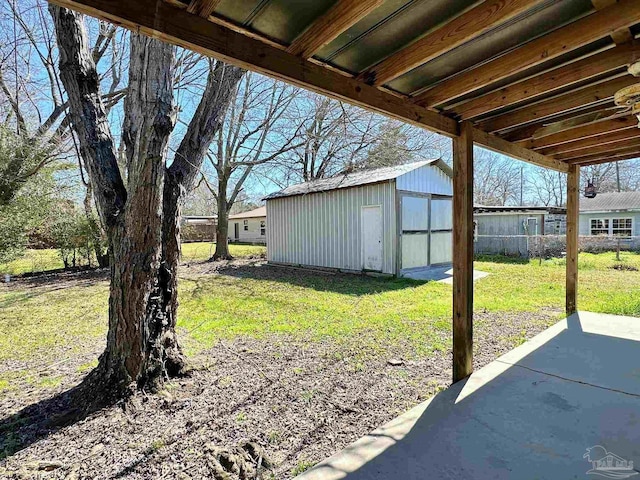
top-left (266, 181), bottom-right (397, 274)
top-left (579, 212), bottom-right (640, 236)
top-left (475, 214), bottom-right (543, 236)
top-left (396, 164), bottom-right (452, 195)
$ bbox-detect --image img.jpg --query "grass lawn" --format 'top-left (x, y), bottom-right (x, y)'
top-left (2, 250), bottom-right (640, 477)
top-left (0, 242), bottom-right (266, 275)
top-left (1, 250), bottom-right (639, 394)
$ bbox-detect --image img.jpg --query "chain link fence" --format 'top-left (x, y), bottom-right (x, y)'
top-left (475, 235), bottom-right (640, 259)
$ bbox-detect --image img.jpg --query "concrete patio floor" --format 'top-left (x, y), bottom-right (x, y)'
top-left (298, 311), bottom-right (640, 480)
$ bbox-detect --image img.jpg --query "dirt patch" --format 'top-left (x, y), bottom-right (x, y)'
top-left (1, 307), bottom-right (559, 480)
top-left (611, 263), bottom-right (639, 272)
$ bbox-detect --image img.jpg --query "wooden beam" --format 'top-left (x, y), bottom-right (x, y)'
top-left (520, 117), bottom-right (638, 150)
top-left (478, 75), bottom-right (637, 133)
top-left (452, 43), bottom-right (640, 120)
top-left (502, 103), bottom-right (613, 142)
top-left (453, 121), bottom-right (474, 383)
top-left (412, 0), bottom-right (640, 107)
top-left (49, 0), bottom-right (459, 137)
top-left (566, 164), bottom-right (579, 315)
top-left (566, 145), bottom-right (640, 164)
top-left (360, 0), bottom-right (546, 86)
top-left (569, 151), bottom-right (640, 165)
top-left (286, 0), bottom-right (384, 59)
top-left (472, 128), bottom-right (569, 173)
top-left (186, 0), bottom-right (221, 18)
top-left (539, 128), bottom-right (640, 156)
top-left (555, 137), bottom-right (640, 161)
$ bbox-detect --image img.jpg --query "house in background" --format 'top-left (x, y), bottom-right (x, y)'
top-left (580, 192), bottom-right (640, 237)
top-left (229, 206), bottom-right (267, 245)
top-left (473, 206), bottom-right (567, 257)
top-left (265, 159), bottom-right (453, 276)
top-left (181, 215), bottom-right (217, 243)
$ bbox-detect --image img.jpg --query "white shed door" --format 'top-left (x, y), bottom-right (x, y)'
top-left (361, 205), bottom-right (383, 271)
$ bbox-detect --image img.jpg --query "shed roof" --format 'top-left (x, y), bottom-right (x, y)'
top-left (579, 191), bottom-right (640, 212)
top-left (229, 206), bottom-right (267, 219)
top-left (264, 159), bottom-right (450, 200)
top-left (474, 205), bottom-right (567, 215)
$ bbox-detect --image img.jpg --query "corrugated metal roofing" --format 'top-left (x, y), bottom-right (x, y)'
top-left (264, 159), bottom-right (450, 200)
top-left (229, 206), bottom-right (267, 219)
top-left (580, 192), bottom-right (640, 212)
top-left (474, 205), bottom-right (566, 215)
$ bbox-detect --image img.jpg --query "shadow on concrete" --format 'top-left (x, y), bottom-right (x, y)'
top-left (298, 312), bottom-right (640, 480)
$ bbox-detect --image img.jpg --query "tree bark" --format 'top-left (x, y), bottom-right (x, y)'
top-left (213, 186), bottom-right (232, 260)
top-left (51, 6), bottom-right (244, 396)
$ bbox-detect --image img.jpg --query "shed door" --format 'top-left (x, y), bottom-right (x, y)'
top-left (361, 205), bottom-right (383, 271)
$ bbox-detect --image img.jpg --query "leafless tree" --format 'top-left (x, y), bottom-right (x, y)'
top-left (473, 149), bottom-right (522, 205)
top-left (268, 93), bottom-right (446, 187)
top-left (1, 0), bottom-right (127, 265)
top-left (199, 72), bottom-right (301, 259)
top-left (50, 6), bottom-right (244, 396)
top-left (528, 168), bottom-right (566, 206)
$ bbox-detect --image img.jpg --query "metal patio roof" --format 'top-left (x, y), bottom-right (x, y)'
top-left (52, 0), bottom-right (640, 173)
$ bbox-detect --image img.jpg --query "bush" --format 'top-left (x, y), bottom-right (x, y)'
top-left (50, 209), bottom-right (106, 269)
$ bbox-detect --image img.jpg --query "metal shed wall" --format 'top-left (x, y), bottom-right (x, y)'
top-left (266, 181), bottom-right (397, 274)
top-left (396, 164), bottom-right (452, 195)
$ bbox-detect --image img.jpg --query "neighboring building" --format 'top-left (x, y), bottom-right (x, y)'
top-left (579, 191), bottom-right (640, 237)
top-left (264, 159), bottom-right (453, 276)
top-left (229, 206), bottom-right (267, 244)
top-left (473, 206), bottom-right (566, 256)
top-left (181, 215), bottom-right (217, 243)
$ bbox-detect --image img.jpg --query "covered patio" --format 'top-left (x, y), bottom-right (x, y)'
top-left (46, 0), bottom-right (640, 477)
top-left (298, 311), bottom-right (640, 479)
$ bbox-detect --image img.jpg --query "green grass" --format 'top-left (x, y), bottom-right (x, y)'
top-left (1, 251), bottom-right (639, 392)
top-left (0, 243), bottom-right (266, 276)
top-left (0, 249), bottom-right (64, 275)
top-left (180, 242), bottom-right (266, 263)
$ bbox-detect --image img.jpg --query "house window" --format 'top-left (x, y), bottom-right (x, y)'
top-left (260, 220), bottom-right (266, 236)
top-left (243, 219), bottom-right (248, 231)
top-left (554, 220), bottom-right (562, 233)
top-left (590, 219), bottom-right (609, 236)
top-left (612, 218), bottom-right (632, 237)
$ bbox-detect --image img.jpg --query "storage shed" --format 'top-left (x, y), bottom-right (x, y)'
top-left (265, 160), bottom-right (452, 276)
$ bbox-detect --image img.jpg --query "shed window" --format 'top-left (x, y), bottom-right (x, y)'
top-left (260, 220), bottom-right (266, 236)
top-left (612, 218), bottom-right (632, 237)
top-left (243, 219), bottom-right (248, 231)
top-left (590, 219), bottom-right (609, 236)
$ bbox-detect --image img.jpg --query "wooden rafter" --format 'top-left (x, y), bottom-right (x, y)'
top-left (185, 0), bottom-right (221, 18)
top-left (49, 0), bottom-right (458, 137)
top-left (359, 0), bottom-right (546, 87)
top-left (554, 137), bottom-right (640, 161)
top-left (520, 117), bottom-right (638, 150)
top-left (286, 0), bottom-right (384, 59)
top-left (563, 144), bottom-right (640, 164)
top-left (412, 0), bottom-right (640, 107)
top-left (478, 75), bottom-right (638, 133)
top-left (569, 151), bottom-right (640, 165)
top-left (452, 43), bottom-right (640, 121)
top-left (473, 128), bottom-right (568, 172)
top-left (538, 128), bottom-right (640, 156)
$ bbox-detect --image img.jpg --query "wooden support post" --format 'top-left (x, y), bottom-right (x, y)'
top-left (453, 121), bottom-right (474, 383)
top-left (566, 164), bottom-right (579, 315)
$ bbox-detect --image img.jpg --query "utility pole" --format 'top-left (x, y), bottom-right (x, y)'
top-left (520, 166), bottom-right (524, 206)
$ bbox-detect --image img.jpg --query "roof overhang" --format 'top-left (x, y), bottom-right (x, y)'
top-left (49, 0), bottom-right (640, 172)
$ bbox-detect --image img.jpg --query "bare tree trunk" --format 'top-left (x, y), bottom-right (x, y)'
top-left (51, 6), bottom-right (243, 397)
top-left (83, 183), bottom-right (109, 268)
top-left (213, 187), bottom-right (232, 260)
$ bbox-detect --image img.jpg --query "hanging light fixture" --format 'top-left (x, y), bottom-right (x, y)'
top-left (584, 180), bottom-right (597, 198)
